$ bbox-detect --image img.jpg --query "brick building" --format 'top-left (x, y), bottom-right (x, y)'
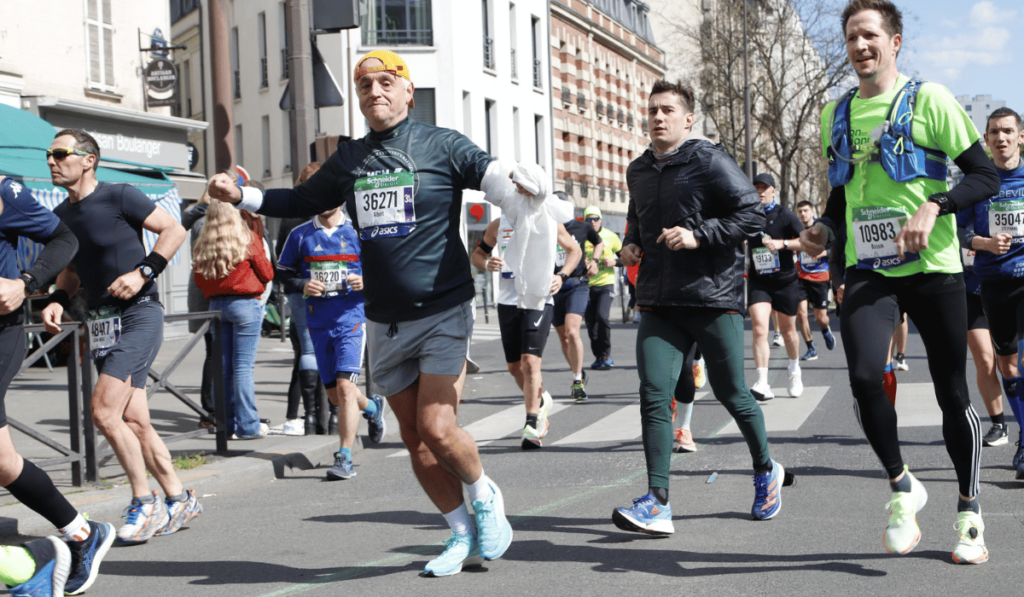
top-left (550, 0), bottom-right (665, 232)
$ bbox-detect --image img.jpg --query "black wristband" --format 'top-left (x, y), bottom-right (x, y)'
top-left (927, 193), bottom-right (951, 217)
top-left (477, 240), bottom-right (494, 254)
top-left (137, 252), bottom-right (169, 280)
top-left (48, 289), bottom-right (71, 310)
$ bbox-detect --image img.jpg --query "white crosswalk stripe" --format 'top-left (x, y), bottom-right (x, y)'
top-left (719, 386), bottom-right (828, 435)
top-left (471, 322), bottom-right (502, 343)
top-left (893, 382), bottom-right (944, 427)
top-left (553, 392), bottom-right (710, 445)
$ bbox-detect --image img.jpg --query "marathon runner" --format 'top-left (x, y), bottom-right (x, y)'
top-left (583, 207), bottom-right (621, 370)
top-left (551, 193), bottom-right (603, 402)
top-left (0, 175), bottom-right (114, 595)
top-left (801, 0), bottom-right (1000, 563)
top-left (276, 204), bottom-right (387, 479)
top-left (956, 106), bottom-right (1024, 476)
top-left (615, 79), bottom-right (784, 535)
top-left (794, 200), bottom-right (836, 361)
top-left (471, 213), bottom-right (580, 448)
top-left (207, 50), bottom-right (564, 576)
top-left (746, 173), bottom-right (806, 400)
top-left (40, 129), bottom-right (203, 546)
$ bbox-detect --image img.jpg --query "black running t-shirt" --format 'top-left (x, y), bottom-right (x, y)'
top-left (53, 182), bottom-right (158, 309)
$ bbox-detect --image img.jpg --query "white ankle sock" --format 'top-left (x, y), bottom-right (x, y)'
top-left (757, 367), bottom-right (768, 384)
top-left (573, 373), bottom-right (582, 382)
top-left (59, 513), bottom-right (91, 542)
top-left (442, 503), bottom-right (475, 536)
top-left (464, 473), bottom-right (495, 504)
top-left (789, 360), bottom-right (800, 374)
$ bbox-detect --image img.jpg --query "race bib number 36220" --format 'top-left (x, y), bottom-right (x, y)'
top-left (852, 206), bottom-right (919, 270)
top-left (354, 171), bottom-right (416, 239)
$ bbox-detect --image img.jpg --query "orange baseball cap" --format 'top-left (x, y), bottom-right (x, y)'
top-left (354, 50), bottom-right (412, 83)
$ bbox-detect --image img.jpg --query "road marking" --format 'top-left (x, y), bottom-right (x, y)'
top-left (893, 382), bottom-right (943, 427)
top-left (388, 399), bottom-right (573, 458)
top-left (718, 386), bottom-right (828, 435)
top-left (551, 392), bottom-right (709, 446)
top-left (471, 323), bottom-right (502, 343)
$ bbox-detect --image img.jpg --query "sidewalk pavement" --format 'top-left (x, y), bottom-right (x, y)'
top-left (0, 326), bottom-right (398, 538)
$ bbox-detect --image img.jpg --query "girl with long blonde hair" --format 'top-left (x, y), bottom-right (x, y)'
top-left (193, 199), bottom-right (274, 440)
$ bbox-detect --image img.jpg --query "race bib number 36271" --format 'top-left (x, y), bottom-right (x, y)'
top-left (354, 171), bottom-right (416, 239)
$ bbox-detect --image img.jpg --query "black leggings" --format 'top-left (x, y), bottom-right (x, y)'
top-left (841, 269), bottom-right (981, 497)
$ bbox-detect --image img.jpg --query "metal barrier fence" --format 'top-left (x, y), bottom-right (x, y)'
top-left (13, 311), bottom-right (226, 486)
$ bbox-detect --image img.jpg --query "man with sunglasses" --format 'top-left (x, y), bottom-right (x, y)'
top-left (0, 174), bottom-right (117, 594)
top-left (205, 50), bottom-right (570, 577)
top-left (40, 129), bottom-right (202, 547)
top-left (583, 207), bottom-right (622, 371)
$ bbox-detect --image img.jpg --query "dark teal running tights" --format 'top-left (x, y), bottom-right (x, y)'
top-left (636, 307), bottom-right (771, 490)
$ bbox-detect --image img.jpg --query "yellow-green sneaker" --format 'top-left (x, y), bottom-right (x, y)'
top-left (952, 510), bottom-right (988, 564)
top-left (883, 468), bottom-right (928, 555)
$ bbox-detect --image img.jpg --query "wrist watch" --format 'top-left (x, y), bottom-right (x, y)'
top-left (19, 273), bottom-right (38, 295)
top-left (927, 193), bottom-right (950, 216)
top-left (139, 264), bottom-right (156, 280)
top-left (558, 272), bottom-right (569, 282)
top-left (783, 239), bottom-right (789, 249)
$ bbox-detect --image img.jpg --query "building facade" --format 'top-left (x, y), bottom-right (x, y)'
top-left (956, 94), bottom-right (1006, 139)
top-left (550, 0), bottom-right (665, 233)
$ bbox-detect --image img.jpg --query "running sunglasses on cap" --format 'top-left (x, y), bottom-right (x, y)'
top-left (46, 147), bottom-right (92, 160)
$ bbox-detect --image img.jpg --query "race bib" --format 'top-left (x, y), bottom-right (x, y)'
top-left (86, 307), bottom-right (121, 357)
top-left (988, 199), bottom-right (1024, 240)
top-left (354, 171), bottom-right (416, 239)
top-left (310, 261), bottom-right (347, 293)
top-left (555, 245), bottom-right (567, 268)
top-left (752, 247), bottom-right (780, 274)
top-left (962, 248), bottom-right (975, 268)
top-left (852, 206), bottom-right (919, 269)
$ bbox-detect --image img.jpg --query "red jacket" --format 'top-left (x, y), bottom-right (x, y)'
top-left (195, 235), bottom-right (274, 299)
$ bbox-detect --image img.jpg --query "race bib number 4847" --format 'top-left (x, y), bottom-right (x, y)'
top-left (354, 172), bottom-right (416, 239)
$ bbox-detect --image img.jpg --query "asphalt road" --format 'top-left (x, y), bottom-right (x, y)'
top-left (54, 314), bottom-right (1024, 597)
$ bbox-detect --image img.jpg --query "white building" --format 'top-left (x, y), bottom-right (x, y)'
top-left (0, 0), bottom-right (208, 334)
top-left (956, 94), bottom-right (1006, 138)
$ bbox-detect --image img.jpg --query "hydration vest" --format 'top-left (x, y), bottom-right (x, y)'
top-left (827, 78), bottom-right (948, 188)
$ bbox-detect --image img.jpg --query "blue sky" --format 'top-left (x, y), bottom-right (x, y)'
top-left (896, 0), bottom-right (1020, 108)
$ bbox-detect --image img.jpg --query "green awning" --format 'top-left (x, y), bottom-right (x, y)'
top-left (0, 103), bottom-right (174, 194)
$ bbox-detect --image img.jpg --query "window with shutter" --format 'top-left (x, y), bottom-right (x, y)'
top-left (86, 0), bottom-right (116, 91)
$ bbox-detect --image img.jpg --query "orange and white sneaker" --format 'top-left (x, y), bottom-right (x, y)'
top-left (116, 491), bottom-right (170, 545)
top-left (671, 397), bottom-right (678, 422)
top-left (883, 467), bottom-right (928, 554)
top-left (952, 510), bottom-right (988, 564)
top-left (673, 428), bottom-right (698, 453)
top-left (522, 391), bottom-right (552, 450)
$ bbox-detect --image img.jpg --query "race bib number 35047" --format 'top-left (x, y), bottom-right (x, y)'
top-left (354, 172), bottom-right (416, 239)
top-left (852, 206), bottom-right (919, 270)
top-left (988, 199), bottom-right (1024, 240)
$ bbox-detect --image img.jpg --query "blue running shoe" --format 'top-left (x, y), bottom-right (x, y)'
top-left (752, 460), bottom-right (784, 520)
top-left (11, 537), bottom-right (71, 597)
top-left (612, 493), bottom-right (674, 535)
top-left (423, 532), bottom-right (482, 577)
top-left (326, 453), bottom-right (356, 480)
top-left (603, 357), bottom-right (615, 368)
top-left (364, 394), bottom-right (387, 444)
top-left (156, 489), bottom-right (203, 537)
top-left (64, 521), bottom-right (114, 595)
top-left (590, 359), bottom-right (608, 371)
top-left (472, 481), bottom-right (513, 560)
top-left (823, 328), bottom-right (836, 350)
top-left (800, 347), bottom-right (818, 361)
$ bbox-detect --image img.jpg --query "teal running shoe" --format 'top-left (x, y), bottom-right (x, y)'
top-left (424, 532), bottom-right (482, 577)
top-left (473, 481), bottom-right (513, 560)
top-left (612, 493), bottom-right (674, 535)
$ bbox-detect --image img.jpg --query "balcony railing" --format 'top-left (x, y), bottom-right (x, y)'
top-left (260, 57), bottom-right (268, 88)
top-left (233, 69), bottom-right (241, 99)
top-left (533, 59), bottom-right (542, 88)
top-left (484, 37), bottom-right (495, 70)
top-left (362, 28), bottom-right (433, 46)
top-left (510, 47), bottom-right (517, 79)
top-left (281, 48), bottom-right (289, 79)
top-left (577, 92), bottom-right (587, 110)
top-left (596, 100), bottom-right (605, 117)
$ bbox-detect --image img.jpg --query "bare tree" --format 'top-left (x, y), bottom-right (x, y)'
top-left (659, 0), bottom-right (852, 209)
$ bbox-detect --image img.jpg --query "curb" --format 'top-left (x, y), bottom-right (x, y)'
top-left (0, 410), bottom-right (398, 539)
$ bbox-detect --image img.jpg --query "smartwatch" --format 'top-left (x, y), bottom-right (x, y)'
top-left (927, 193), bottom-right (951, 216)
top-left (558, 272), bottom-right (569, 282)
top-left (783, 239), bottom-right (789, 249)
top-left (19, 273), bottom-right (39, 295)
top-left (139, 264), bottom-right (156, 280)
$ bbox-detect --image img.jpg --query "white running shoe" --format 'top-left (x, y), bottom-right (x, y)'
top-left (116, 492), bottom-right (170, 545)
top-left (282, 419), bottom-right (304, 436)
top-left (772, 332), bottom-right (784, 347)
top-left (788, 370), bottom-right (803, 397)
top-left (751, 380), bottom-right (774, 402)
top-left (952, 510), bottom-right (988, 564)
top-left (883, 467), bottom-right (928, 555)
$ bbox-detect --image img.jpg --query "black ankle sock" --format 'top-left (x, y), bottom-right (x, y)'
top-left (890, 473), bottom-right (912, 493)
top-left (3, 460), bottom-right (78, 529)
top-left (753, 459), bottom-right (773, 476)
top-left (895, 353), bottom-right (905, 360)
top-left (957, 497), bottom-right (980, 514)
top-left (805, 340), bottom-right (814, 350)
top-left (525, 414), bottom-right (539, 430)
top-left (650, 486), bottom-right (669, 505)
top-left (992, 413), bottom-right (1005, 426)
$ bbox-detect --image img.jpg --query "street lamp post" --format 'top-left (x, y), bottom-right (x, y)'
top-left (743, 0), bottom-right (753, 180)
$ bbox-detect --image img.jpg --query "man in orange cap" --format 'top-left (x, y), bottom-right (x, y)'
top-left (207, 49), bottom-right (572, 577)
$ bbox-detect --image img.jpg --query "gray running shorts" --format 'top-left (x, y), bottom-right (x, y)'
top-left (366, 301), bottom-right (473, 397)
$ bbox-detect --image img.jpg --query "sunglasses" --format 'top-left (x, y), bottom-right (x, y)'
top-left (46, 147), bottom-right (91, 160)
top-left (586, 217), bottom-right (600, 222)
